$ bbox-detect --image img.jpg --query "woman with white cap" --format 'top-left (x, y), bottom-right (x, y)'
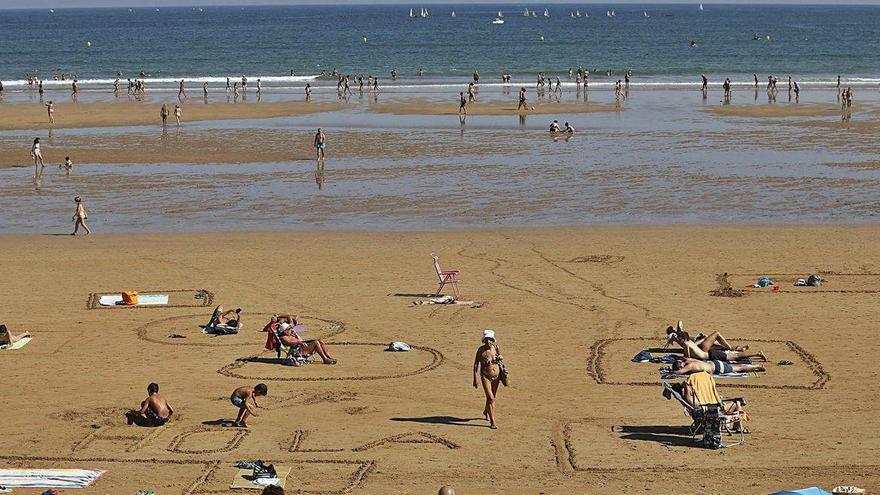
top-left (473, 329), bottom-right (505, 429)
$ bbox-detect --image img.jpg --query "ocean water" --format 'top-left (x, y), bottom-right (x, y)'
top-left (2, 3), bottom-right (880, 89)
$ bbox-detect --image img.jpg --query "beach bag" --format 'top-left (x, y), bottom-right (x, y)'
top-left (700, 405), bottom-right (723, 449)
top-left (252, 460), bottom-right (277, 479)
top-left (386, 342), bottom-right (412, 352)
top-left (807, 274), bottom-right (823, 287)
top-left (495, 344), bottom-right (510, 387)
top-left (122, 291), bottom-right (139, 305)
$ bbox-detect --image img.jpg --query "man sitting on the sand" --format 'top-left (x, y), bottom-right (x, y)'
top-left (672, 357), bottom-right (765, 376)
top-left (667, 323), bottom-right (766, 363)
top-left (128, 382), bottom-right (174, 426)
top-left (231, 383), bottom-right (267, 428)
top-left (0, 324), bottom-right (30, 347)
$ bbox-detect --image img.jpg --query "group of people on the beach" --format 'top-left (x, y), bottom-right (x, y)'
top-left (130, 306), bottom-right (340, 429)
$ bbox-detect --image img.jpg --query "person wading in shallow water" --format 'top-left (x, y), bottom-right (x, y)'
top-left (314, 128), bottom-right (326, 160)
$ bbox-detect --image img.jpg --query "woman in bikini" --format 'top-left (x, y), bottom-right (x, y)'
top-left (473, 329), bottom-right (504, 429)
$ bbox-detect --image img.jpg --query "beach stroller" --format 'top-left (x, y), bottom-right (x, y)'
top-left (431, 253), bottom-right (461, 300)
top-left (268, 325), bottom-right (311, 366)
top-left (662, 371), bottom-right (748, 448)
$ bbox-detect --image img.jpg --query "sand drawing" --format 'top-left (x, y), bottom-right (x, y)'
top-left (216, 342), bottom-right (444, 382)
top-left (87, 289), bottom-right (215, 310)
top-left (136, 313), bottom-right (345, 347)
top-left (587, 336), bottom-right (830, 390)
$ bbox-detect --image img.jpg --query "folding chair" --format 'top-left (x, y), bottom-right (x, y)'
top-left (662, 371), bottom-right (747, 448)
top-left (271, 328), bottom-right (311, 366)
top-left (431, 253), bottom-right (460, 299)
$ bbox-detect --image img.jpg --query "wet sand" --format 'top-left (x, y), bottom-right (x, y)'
top-left (368, 99), bottom-right (620, 116)
top-left (703, 102), bottom-right (850, 118)
top-left (0, 100), bottom-right (346, 131)
top-left (1, 226), bottom-right (879, 494)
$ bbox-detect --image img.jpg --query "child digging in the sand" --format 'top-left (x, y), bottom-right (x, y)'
top-left (231, 384), bottom-right (267, 427)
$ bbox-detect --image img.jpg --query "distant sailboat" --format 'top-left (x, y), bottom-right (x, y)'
top-left (611, 10), bottom-right (616, 17)
top-left (644, 10), bottom-right (649, 17)
top-left (699, 3), bottom-right (704, 11)
top-left (492, 17), bottom-right (504, 24)
top-left (544, 8), bottom-right (550, 17)
top-left (576, 10), bottom-right (581, 17)
top-left (49, 8), bottom-right (54, 13)
top-left (523, 8), bottom-right (530, 17)
top-left (498, 10), bottom-right (503, 18)
top-left (531, 10), bottom-right (537, 17)
top-left (409, 8), bottom-right (415, 18)
top-left (451, 11), bottom-right (456, 17)
top-left (606, 10), bottom-right (611, 17)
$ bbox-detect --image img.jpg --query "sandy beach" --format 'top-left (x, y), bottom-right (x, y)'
top-left (1, 226), bottom-right (879, 494)
top-left (0, 100), bottom-right (345, 131)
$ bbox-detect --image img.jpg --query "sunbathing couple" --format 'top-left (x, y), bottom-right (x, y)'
top-left (667, 321), bottom-right (767, 375)
top-left (263, 314), bottom-right (337, 365)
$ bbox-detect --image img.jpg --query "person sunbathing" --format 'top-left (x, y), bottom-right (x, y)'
top-left (206, 305), bottom-right (242, 330)
top-left (0, 324), bottom-right (29, 347)
top-left (278, 323), bottom-right (337, 365)
top-left (668, 380), bottom-right (749, 431)
top-left (261, 314), bottom-right (296, 333)
top-left (672, 357), bottom-right (765, 376)
top-left (132, 382), bottom-right (174, 426)
top-left (668, 325), bottom-right (766, 362)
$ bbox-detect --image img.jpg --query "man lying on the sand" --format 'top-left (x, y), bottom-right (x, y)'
top-left (231, 383), bottom-right (267, 428)
top-left (277, 322), bottom-right (337, 365)
top-left (140, 382), bottom-right (173, 425)
top-left (206, 305), bottom-right (242, 330)
top-left (0, 324), bottom-right (29, 347)
top-left (667, 322), bottom-right (766, 362)
top-left (672, 357), bottom-right (765, 376)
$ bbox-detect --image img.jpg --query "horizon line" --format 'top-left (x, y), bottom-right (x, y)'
top-left (4, 1), bottom-right (880, 11)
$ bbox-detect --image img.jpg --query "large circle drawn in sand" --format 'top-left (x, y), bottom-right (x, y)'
top-left (136, 313), bottom-right (345, 347)
top-left (217, 342), bottom-right (444, 382)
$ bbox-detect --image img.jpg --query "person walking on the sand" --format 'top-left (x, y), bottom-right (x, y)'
top-left (314, 128), bottom-right (326, 160)
top-left (473, 329), bottom-right (506, 429)
top-left (71, 196), bottom-right (91, 235)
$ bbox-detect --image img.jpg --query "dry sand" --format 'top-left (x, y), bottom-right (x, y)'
top-left (1, 225), bottom-right (878, 494)
top-left (0, 100), bottom-right (345, 131)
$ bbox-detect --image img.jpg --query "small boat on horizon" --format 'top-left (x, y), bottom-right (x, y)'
top-left (451, 11), bottom-right (455, 17)
top-left (700, 3), bottom-right (704, 11)
top-left (523, 8), bottom-right (529, 17)
top-left (492, 17), bottom-right (504, 25)
top-left (409, 8), bottom-right (415, 18)
top-left (544, 8), bottom-right (550, 18)
top-left (498, 10), bottom-right (503, 18)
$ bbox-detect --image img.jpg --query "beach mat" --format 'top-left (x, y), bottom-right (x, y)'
top-left (0, 337), bottom-right (32, 350)
top-left (661, 372), bottom-right (750, 379)
top-left (230, 467), bottom-right (291, 489)
top-left (0, 468), bottom-right (104, 488)
top-left (99, 294), bottom-right (169, 306)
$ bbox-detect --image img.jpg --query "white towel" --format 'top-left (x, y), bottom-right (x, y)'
top-left (0, 468), bottom-right (104, 488)
top-left (99, 294), bottom-right (169, 306)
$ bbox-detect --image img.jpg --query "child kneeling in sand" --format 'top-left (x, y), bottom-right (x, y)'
top-left (231, 384), bottom-right (267, 428)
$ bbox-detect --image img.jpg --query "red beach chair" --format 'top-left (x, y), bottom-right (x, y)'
top-left (431, 253), bottom-right (460, 300)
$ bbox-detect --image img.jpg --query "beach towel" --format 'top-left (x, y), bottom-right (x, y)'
top-left (230, 467), bottom-right (291, 489)
top-left (99, 294), bottom-right (169, 306)
top-left (772, 488), bottom-right (832, 495)
top-left (0, 468), bottom-right (104, 489)
top-left (687, 372), bottom-right (723, 404)
top-left (661, 371), bottom-right (750, 380)
top-left (0, 336), bottom-right (32, 350)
